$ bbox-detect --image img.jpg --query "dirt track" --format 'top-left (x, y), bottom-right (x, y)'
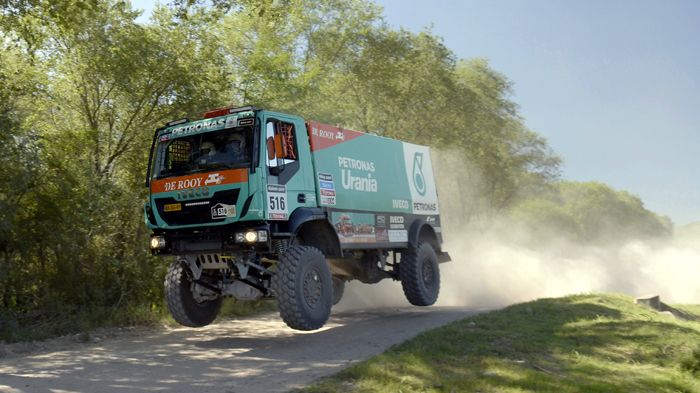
top-left (0, 307), bottom-right (480, 393)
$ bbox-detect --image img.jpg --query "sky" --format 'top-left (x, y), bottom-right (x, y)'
top-left (132, 0), bottom-right (700, 225)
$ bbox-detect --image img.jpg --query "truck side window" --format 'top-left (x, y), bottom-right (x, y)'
top-left (266, 120), bottom-right (298, 174)
top-left (165, 140), bottom-right (192, 174)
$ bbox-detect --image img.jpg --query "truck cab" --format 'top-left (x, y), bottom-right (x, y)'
top-left (145, 106), bottom-right (448, 331)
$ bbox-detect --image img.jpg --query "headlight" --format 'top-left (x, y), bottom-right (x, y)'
top-left (235, 230), bottom-right (268, 243)
top-left (150, 236), bottom-right (166, 249)
top-left (244, 230), bottom-right (258, 243)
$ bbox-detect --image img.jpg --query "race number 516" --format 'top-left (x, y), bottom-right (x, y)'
top-left (269, 195), bottom-right (286, 211)
top-left (266, 184), bottom-right (288, 220)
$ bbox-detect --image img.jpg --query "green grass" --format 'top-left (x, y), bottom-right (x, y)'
top-left (302, 294), bottom-right (700, 393)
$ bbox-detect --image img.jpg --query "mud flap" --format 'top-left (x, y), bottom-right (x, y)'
top-left (437, 251), bottom-right (451, 263)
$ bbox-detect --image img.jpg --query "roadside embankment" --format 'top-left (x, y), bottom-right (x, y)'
top-left (303, 293), bottom-right (700, 393)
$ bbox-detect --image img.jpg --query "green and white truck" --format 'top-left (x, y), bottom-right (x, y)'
top-left (145, 106), bottom-right (450, 330)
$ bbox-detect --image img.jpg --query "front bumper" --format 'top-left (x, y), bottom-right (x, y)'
top-left (151, 223), bottom-right (270, 256)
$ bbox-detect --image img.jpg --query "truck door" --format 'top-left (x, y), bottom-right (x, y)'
top-left (263, 114), bottom-right (316, 221)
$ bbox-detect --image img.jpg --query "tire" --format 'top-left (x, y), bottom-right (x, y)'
top-left (332, 276), bottom-right (345, 306)
top-left (164, 260), bottom-right (222, 327)
top-left (272, 246), bottom-right (332, 330)
top-left (400, 242), bottom-right (440, 306)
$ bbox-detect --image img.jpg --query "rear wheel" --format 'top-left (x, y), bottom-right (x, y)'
top-left (272, 246), bottom-right (333, 330)
top-left (400, 242), bottom-right (440, 306)
top-left (164, 260), bottom-right (222, 327)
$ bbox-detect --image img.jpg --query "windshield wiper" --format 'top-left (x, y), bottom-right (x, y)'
top-left (199, 162), bottom-right (236, 170)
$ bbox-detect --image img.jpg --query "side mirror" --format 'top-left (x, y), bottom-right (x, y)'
top-left (274, 134), bottom-right (286, 159)
top-left (266, 136), bottom-right (275, 160)
top-left (267, 135), bottom-right (285, 175)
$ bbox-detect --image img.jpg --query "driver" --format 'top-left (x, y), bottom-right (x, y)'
top-left (224, 133), bottom-right (247, 163)
top-left (198, 141), bottom-right (217, 164)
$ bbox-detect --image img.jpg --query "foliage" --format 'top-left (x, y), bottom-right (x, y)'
top-left (302, 294), bottom-right (700, 393)
top-left (0, 0), bottom-right (228, 340)
top-left (510, 181), bottom-right (672, 243)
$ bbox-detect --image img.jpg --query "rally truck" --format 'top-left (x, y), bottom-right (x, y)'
top-left (144, 106), bottom-right (450, 330)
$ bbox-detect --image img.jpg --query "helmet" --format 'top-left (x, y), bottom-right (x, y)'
top-left (200, 141), bottom-right (215, 156)
top-left (227, 133), bottom-right (245, 152)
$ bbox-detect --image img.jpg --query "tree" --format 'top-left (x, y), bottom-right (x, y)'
top-left (510, 181), bottom-right (672, 243)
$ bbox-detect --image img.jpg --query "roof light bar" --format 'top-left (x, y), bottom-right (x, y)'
top-left (202, 105), bottom-right (257, 119)
top-left (165, 118), bottom-right (189, 127)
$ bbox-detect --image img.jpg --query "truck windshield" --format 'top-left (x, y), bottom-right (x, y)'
top-left (152, 126), bottom-right (252, 179)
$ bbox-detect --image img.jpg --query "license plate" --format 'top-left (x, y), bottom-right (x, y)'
top-left (164, 203), bottom-right (182, 212)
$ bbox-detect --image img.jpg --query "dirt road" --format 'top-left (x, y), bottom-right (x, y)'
top-left (0, 307), bottom-right (480, 393)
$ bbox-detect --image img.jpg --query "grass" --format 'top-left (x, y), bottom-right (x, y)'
top-left (302, 293), bottom-right (700, 393)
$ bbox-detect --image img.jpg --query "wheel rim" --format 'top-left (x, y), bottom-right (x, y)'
top-left (190, 281), bottom-right (218, 304)
top-left (421, 258), bottom-right (435, 290)
top-left (303, 268), bottom-right (323, 308)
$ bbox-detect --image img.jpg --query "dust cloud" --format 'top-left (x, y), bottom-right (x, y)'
top-left (339, 224), bottom-right (700, 310)
top-left (337, 151), bottom-right (700, 310)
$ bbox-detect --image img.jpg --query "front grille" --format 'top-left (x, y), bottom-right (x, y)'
top-left (155, 189), bottom-right (240, 226)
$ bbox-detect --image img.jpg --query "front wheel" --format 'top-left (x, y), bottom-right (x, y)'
top-left (164, 260), bottom-right (222, 327)
top-left (400, 242), bottom-right (440, 306)
top-left (272, 246), bottom-right (333, 330)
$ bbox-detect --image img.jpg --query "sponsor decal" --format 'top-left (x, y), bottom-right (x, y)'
top-left (318, 173), bottom-right (336, 206)
top-left (267, 184), bottom-right (288, 220)
top-left (339, 170), bottom-right (376, 192)
top-left (389, 215), bottom-right (405, 229)
top-left (412, 152), bottom-right (427, 196)
top-left (338, 156), bottom-right (376, 172)
top-left (392, 199), bottom-right (409, 210)
top-left (168, 177), bottom-right (201, 191)
top-left (319, 181), bottom-right (335, 189)
top-left (413, 202), bottom-right (438, 213)
top-left (403, 143), bottom-right (439, 215)
top-left (150, 169), bottom-right (248, 194)
top-left (307, 120), bottom-right (363, 151)
top-left (169, 115), bottom-right (236, 137)
top-left (225, 116), bottom-right (238, 128)
top-left (376, 215), bottom-right (386, 227)
top-left (164, 203), bottom-right (181, 212)
top-left (388, 229), bottom-right (408, 243)
top-left (338, 156), bottom-right (378, 193)
top-left (314, 128), bottom-right (336, 140)
top-left (204, 173), bottom-right (225, 185)
top-left (211, 203), bottom-right (236, 219)
top-left (177, 187), bottom-right (209, 200)
top-left (332, 212), bottom-right (376, 243)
